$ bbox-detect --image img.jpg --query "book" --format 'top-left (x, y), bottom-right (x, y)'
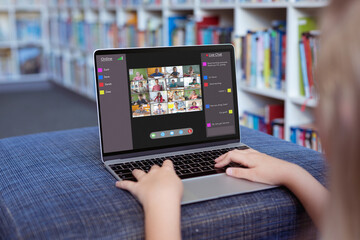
top-left (241, 104), bottom-right (284, 136)
top-left (196, 16), bottom-right (219, 45)
top-left (299, 41), bottom-right (310, 97)
top-left (290, 123), bottom-right (322, 152)
top-left (271, 118), bottom-right (284, 140)
top-left (168, 16), bottom-right (187, 46)
top-left (16, 12), bottom-right (42, 42)
top-left (18, 46), bottom-right (43, 75)
top-left (239, 21), bottom-right (286, 91)
top-left (242, 110), bottom-right (267, 133)
top-left (298, 31), bottom-right (320, 99)
top-left (0, 13), bottom-right (10, 42)
top-left (0, 48), bottom-right (12, 78)
top-left (298, 17), bottom-right (317, 96)
top-left (265, 104), bottom-right (284, 135)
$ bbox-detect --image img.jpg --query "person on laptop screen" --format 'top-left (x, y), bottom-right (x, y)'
top-left (150, 68), bottom-right (164, 77)
top-left (170, 67), bottom-right (180, 78)
top-left (152, 79), bottom-right (163, 91)
top-left (116, 1), bottom-right (360, 239)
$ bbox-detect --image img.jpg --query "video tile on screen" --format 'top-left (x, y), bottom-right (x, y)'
top-left (147, 67), bottom-right (166, 79)
top-left (165, 66), bottom-right (183, 78)
top-left (183, 65), bottom-right (200, 77)
top-left (151, 102), bottom-right (168, 115)
top-left (131, 92), bottom-right (150, 105)
top-left (184, 76), bottom-right (201, 89)
top-left (148, 78), bottom-right (166, 92)
top-left (186, 99), bottom-right (202, 112)
top-left (167, 90), bottom-right (185, 102)
top-left (184, 89), bottom-right (202, 100)
top-left (150, 91), bottom-right (168, 103)
top-left (132, 104), bottom-right (151, 118)
top-left (168, 101), bottom-right (186, 114)
top-left (129, 68), bottom-right (148, 81)
top-left (166, 78), bottom-right (184, 90)
top-left (130, 80), bottom-right (148, 94)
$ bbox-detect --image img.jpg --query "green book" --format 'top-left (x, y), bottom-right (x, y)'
top-left (298, 17), bottom-right (317, 96)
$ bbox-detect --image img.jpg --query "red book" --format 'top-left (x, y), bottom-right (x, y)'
top-left (196, 16), bottom-right (219, 45)
top-left (265, 104), bottom-right (284, 135)
top-left (302, 34), bottom-right (314, 96)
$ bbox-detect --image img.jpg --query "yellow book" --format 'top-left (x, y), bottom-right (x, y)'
top-left (263, 31), bottom-right (270, 88)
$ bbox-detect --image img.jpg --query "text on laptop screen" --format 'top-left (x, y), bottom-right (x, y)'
top-left (95, 46), bottom-right (239, 157)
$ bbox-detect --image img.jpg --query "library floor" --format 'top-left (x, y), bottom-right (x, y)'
top-left (0, 81), bottom-right (98, 139)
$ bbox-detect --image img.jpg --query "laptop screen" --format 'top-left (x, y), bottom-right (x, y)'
top-left (94, 45), bottom-right (240, 160)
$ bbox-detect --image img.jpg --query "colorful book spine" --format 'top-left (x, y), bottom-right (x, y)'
top-left (299, 41), bottom-right (310, 98)
top-left (290, 125), bottom-right (322, 152)
top-left (298, 31), bottom-right (320, 99)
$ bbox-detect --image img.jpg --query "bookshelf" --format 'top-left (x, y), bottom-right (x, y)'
top-left (0, 0), bottom-right (49, 83)
top-left (0, 0), bottom-right (328, 147)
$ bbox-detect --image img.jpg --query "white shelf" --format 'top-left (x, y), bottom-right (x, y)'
top-left (292, 1), bottom-right (328, 8)
top-left (240, 83), bottom-right (286, 101)
top-left (239, 2), bottom-right (288, 8)
top-left (199, 4), bottom-right (235, 10)
top-left (290, 96), bottom-right (318, 108)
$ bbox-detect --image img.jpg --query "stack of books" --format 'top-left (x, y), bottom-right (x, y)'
top-left (145, 18), bottom-right (163, 47)
top-left (238, 20), bottom-right (287, 91)
top-left (0, 13), bottom-right (9, 42)
top-left (298, 17), bottom-right (319, 98)
top-left (119, 11), bottom-right (138, 48)
top-left (290, 124), bottom-right (322, 152)
top-left (18, 46), bottom-right (43, 75)
top-left (16, 12), bottom-right (42, 42)
top-left (168, 15), bottom-right (233, 46)
top-left (0, 49), bottom-right (12, 78)
top-left (241, 104), bottom-right (284, 138)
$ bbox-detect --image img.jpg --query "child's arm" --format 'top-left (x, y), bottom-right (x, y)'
top-left (215, 149), bottom-right (329, 229)
top-left (116, 160), bottom-right (182, 240)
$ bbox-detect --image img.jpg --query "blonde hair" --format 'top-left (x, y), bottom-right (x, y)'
top-left (317, 1), bottom-right (360, 239)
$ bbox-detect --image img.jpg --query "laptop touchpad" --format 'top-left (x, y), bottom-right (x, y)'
top-left (181, 174), bottom-right (275, 205)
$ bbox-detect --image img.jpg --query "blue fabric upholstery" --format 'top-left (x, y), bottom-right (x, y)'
top-left (0, 126), bottom-right (326, 239)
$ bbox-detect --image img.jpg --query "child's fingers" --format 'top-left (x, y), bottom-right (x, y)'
top-left (215, 151), bottom-right (254, 168)
top-left (132, 169), bottom-right (146, 180)
top-left (149, 164), bottom-right (160, 172)
top-left (226, 167), bottom-right (254, 181)
top-left (162, 160), bottom-right (174, 170)
top-left (116, 180), bottom-right (137, 193)
top-left (214, 152), bottom-right (228, 162)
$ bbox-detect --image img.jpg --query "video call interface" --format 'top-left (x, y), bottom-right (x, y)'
top-left (96, 47), bottom-right (238, 156)
top-left (130, 65), bottom-right (203, 118)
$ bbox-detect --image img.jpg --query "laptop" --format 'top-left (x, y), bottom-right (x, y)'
top-left (93, 44), bottom-right (274, 205)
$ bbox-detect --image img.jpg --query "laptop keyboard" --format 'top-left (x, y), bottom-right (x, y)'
top-left (109, 145), bottom-right (249, 181)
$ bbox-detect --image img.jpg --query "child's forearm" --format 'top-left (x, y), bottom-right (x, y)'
top-left (143, 198), bottom-right (182, 240)
top-left (283, 163), bottom-right (329, 229)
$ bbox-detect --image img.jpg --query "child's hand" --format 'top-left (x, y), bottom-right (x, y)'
top-left (215, 148), bottom-right (296, 186)
top-left (116, 160), bottom-right (183, 208)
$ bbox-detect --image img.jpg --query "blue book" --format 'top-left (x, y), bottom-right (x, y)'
top-left (253, 115), bottom-right (259, 130)
top-left (203, 27), bottom-right (213, 45)
top-left (299, 41), bottom-right (310, 97)
top-left (270, 30), bottom-right (276, 88)
top-left (290, 127), bottom-right (297, 143)
top-left (168, 16), bottom-right (187, 46)
top-left (185, 20), bottom-right (195, 45)
top-left (250, 33), bottom-right (257, 87)
top-left (276, 30), bottom-right (284, 90)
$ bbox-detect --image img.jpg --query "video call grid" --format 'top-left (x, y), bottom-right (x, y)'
top-left (129, 65), bottom-right (203, 118)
